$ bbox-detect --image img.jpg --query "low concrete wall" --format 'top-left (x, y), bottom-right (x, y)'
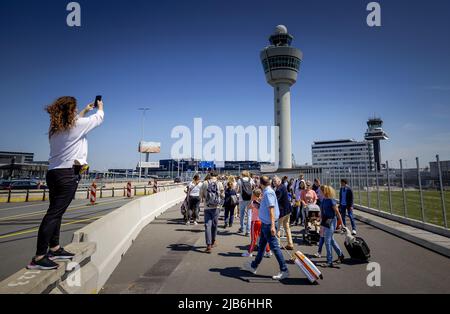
top-left (72, 186), bottom-right (186, 291)
top-left (0, 242), bottom-right (96, 294)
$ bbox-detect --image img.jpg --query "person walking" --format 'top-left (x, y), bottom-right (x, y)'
top-left (243, 176), bottom-right (289, 280)
top-left (291, 180), bottom-right (306, 225)
top-left (28, 96), bottom-right (104, 270)
top-left (223, 181), bottom-right (238, 228)
top-left (237, 171), bottom-right (254, 236)
top-left (241, 189), bottom-right (271, 257)
top-left (274, 176), bottom-right (294, 250)
top-left (312, 178), bottom-right (322, 206)
top-left (200, 171), bottom-right (224, 253)
top-left (339, 179), bottom-right (357, 235)
top-left (300, 181), bottom-right (318, 224)
top-left (185, 174), bottom-right (202, 225)
top-left (319, 185), bottom-right (345, 267)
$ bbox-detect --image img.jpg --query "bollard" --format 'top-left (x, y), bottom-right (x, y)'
top-left (416, 157), bottom-right (425, 222)
top-left (7, 189), bottom-right (11, 203)
top-left (90, 182), bottom-right (97, 205)
top-left (144, 186), bottom-right (147, 195)
top-left (25, 189), bottom-right (29, 202)
top-left (126, 182), bottom-right (132, 198)
top-left (42, 189), bottom-right (46, 202)
top-left (100, 187), bottom-right (103, 199)
top-left (134, 186), bottom-right (137, 196)
top-left (112, 187), bottom-right (115, 198)
top-left (400, 159), bottom-right (408, 218)
top-left (86, 188), bottom-right (89, 200)
top-left (436, 155), bottom-right (448, 228)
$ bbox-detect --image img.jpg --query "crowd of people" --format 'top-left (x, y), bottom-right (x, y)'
top-left (183, 170), bottom-right (358, 280)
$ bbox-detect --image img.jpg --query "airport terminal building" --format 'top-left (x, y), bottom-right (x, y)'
top-left (312, 139), bottom-right (375, 174)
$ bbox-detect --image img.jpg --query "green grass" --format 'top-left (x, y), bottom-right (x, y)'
top-left (351, 189), bottom-right (450, 228)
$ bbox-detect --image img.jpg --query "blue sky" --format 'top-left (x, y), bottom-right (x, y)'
top-left (1, 0), bottom-right (449, 170)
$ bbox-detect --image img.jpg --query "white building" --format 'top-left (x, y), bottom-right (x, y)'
top-left (312, 139), bottom-right (375, 173)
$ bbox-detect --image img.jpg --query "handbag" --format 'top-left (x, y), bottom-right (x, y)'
top-left (230, 194), bottom-right (239, 206)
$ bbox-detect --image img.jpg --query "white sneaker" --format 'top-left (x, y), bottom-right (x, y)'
top-left (272, 270), bottom-right (289, 280)
top-left (352, 230), bottom-right (357, 235)
top-left (241, 252), bottom-right (253, 257)
top-left (243, 261), bottom-right (257, 274)
top-left (264, 251), bottom-right (273, 258)
top-left (313, 253), bottom-right (322, 258)
top-left (193, 221), bottom-right (198, 225)
top-left (185, 221), bottom-right (190, 226)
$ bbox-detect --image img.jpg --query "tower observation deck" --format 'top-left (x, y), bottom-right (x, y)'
top-left (364, 117), bottom-right (389, 171)
top-left (260, 25), bottom-right (303, 169)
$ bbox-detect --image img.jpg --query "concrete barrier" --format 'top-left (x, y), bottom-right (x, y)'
top-left (72, 186), bottom-right (186, 291)
top-left (0, 242), bottom-right (96, 294)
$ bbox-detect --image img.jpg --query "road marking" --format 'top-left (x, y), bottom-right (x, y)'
top-left (0, 198), bottom-right (133, 222)
top-left (0, 216), bottom-right (104, 240)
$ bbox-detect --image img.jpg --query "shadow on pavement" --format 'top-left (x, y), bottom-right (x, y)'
top-left (167, 243), bottom-right (205, 254)
top-left (218, 252), bottom-right (244, 258)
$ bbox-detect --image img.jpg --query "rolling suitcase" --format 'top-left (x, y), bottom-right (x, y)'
top-left (344, 228), bottom-right (370, 261)
top-left (293, 251), bottom-right (323, 284)
top-left (280, 240), bottom-right (323, 284)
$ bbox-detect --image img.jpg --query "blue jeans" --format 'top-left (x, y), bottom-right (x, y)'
top-left (339, 205), bottom-right (356, 230)
top-left (239, 200), bottom-right (251, 233)
top-left (251, 222), bottom-right (288, 272)
top-left (323, 218), bottom-right (343, 265)
top-left (318, 237), bottom-right (324, 254)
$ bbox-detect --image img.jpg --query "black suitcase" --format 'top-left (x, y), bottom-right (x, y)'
top-left (344, 236), bottom-right (370, 261)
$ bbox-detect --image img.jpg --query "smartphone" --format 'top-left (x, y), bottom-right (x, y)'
top-left (94, 95), bottom-right (102, 108)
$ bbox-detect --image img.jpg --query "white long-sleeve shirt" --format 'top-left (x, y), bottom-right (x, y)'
top-left (48, 110), bottom-right (104, 170)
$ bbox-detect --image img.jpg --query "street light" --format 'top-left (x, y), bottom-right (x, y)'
top-left (138, 108), bottom-right (150, 182)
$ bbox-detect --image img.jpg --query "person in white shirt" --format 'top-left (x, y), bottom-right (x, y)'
top-left (27, 96), bottom-right (104, 270)
top-left (185, 174), bottom-right (203, 225)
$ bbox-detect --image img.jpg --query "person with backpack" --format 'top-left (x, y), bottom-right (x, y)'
top-left (237, 171), bottom-right (254, 236)
top-left (200, 171), bottom-right (224, 253)
top-left (223, 181), bottom-right (238, 228)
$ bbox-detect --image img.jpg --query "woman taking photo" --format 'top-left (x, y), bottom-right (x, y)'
top-left (27, 96), bottom-right (104, 270)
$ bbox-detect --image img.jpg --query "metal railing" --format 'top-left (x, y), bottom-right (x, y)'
top-left (298, 155), bottom-right (449, 229)
top-left (0, 182), bottom-right (188, 203)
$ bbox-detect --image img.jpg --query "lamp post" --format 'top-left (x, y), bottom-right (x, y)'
top-left (138, 108), bottom-right (150, 182)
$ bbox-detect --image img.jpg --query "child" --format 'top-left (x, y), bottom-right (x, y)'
top-left (242, 189), bottom-right (271, 257)
top-left (314, 185), bottom-right (326, 258)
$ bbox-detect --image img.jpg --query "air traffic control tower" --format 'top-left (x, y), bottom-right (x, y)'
top-left (261, 25), bottom-right (303, 169)
top-left (364, 117), bottom-right (389, 171)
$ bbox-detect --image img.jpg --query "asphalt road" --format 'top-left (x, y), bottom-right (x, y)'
top-left (0, 197), bottom-right (140, 281)
top-left (102, 204), bottom-right (450, 294)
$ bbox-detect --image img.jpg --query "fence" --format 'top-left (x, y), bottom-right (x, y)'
top-left (300, 155), bottom-right (449, 229)
top-left (0, 182), bottom-right (187, 203)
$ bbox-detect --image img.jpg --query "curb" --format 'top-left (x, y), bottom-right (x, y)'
top-left (354, 212), bottom-right (450, 258)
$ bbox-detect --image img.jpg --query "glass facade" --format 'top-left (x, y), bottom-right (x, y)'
top-left (262, 55), bottom-right (301, 73)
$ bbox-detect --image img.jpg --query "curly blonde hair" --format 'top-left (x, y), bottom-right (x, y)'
top-left (46, 96), bottom-right (77, 137)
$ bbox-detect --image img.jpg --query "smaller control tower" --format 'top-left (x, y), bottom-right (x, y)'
top-left (364, 117), bottom-right (389, 171)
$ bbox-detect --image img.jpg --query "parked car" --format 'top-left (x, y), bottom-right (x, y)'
top-left (6, 180), bottom-right (48, 190)
top-left (0, 180), bottom-right (12, 190)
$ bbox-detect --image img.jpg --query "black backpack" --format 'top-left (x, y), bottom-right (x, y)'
top-left (241, 179), bottom-right (252, 201)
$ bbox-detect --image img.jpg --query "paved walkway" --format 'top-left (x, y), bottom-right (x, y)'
top-left (102, 204), bottom-right (450, 294)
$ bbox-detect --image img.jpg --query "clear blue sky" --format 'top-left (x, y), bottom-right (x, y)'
top-left (1, 0), bottom-right (449, 170)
